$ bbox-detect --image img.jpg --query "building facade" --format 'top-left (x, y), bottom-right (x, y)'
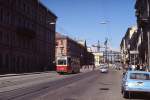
top-left (92, 52), bottom-right (103, 67)
top-left (56, 32), bottom-right (94, 67)
top-left (0, 0), bottom-right (57, 74)
top-left (120, 37), bottom-right (126, 64)
top-left (135, 0), bottom-right (150, 66)
top-left (120, 26), bottom-right (137, 65)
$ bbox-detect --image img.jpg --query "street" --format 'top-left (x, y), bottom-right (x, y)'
top-left (1, 0), bottom-right (150, 100)
top-left (0, 68), bottom-right (149, 100)
top-left (33, 69), bottom-right (123, 100)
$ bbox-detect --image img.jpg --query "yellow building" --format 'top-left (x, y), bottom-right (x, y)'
top-left (93, 52), bottom-right (103, 67)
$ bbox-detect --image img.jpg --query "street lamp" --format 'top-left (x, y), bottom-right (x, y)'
top-left (49, 22), bottom-right (56, 25)
top-left (100, 20), bottom-right (110, 24)
top-left (100, 20), bottom-right (110, 65)
top-left (146, 0), bottom-right (150, 71)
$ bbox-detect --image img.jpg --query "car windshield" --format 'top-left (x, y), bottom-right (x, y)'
top-left (130, 73), bottom-right (150, 80)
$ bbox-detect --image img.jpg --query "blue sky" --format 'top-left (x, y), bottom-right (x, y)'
top-left (41, 0), bottom-right (136, 49)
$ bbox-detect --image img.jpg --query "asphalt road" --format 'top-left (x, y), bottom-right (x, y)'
top-left (0, 69), bottom-right (149, 100)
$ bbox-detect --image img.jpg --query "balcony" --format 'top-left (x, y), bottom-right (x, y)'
top-left (16, 27), bottom-right (36, 38)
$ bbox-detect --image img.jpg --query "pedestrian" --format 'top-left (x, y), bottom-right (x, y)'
top-left (145, 64), bottom-right (149, 72)
top-left (136, 64), bottom-right (140, 70)
top-left (139, 64), bottom-right (143, 71)
top-left (143, 63), bottom-right (147, 71)
top-left (128, 64), bottom-right (132, 71)
top-left (131, 64), bottom-right (136, 71)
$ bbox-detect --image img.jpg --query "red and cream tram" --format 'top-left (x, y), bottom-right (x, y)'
top-left (56, 56), bottom-right (80, 74)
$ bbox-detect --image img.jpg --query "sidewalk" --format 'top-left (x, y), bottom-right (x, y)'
top-left (0, 71), bottom-right (55, 78)
top-left (0, 71), bottom-right (59, 93)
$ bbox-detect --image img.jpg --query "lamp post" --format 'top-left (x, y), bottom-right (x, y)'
top-left (146, 0), bottom-right (150, 71)
top-left (104, 38), bottom-right (108, 64)
top-left (49, 22), bottom-right (56, 25)
top-left (100, 20), bottom-right (110, 65)
top-left (139, 0), bottom-right (150, 71)
top-left (48, 20), bottom-right (56, 70)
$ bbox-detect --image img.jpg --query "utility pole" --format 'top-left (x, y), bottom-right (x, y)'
top-left (111, 50), bottom-right (113, 64)
top-left (104, 38), bottom-right (108, 64)
top-left (100, 20), bottom-right (110, 65)
top-left (148, 31), bottom-right (150, 69)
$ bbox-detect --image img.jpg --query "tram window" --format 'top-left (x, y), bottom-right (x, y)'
top-left (57, 60), bottom-right (66, 65)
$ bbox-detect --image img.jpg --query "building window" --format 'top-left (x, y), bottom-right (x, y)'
top-left (6, 11), bottom-right (10, 25)
top-left (60, 40), bottom-right (63, 45)
top-left (56, 42), bottom-right (58, 46)
top-left (24, 39), bottom-right (27, 49)
top-left (0, 7), bottom-right (3, 23)
top-left (5, 54), bottom-right (9, 70)
top-left (5, 32), bottom-right (9, 43)
top-left (0, 54), bottom-right (3, 68)
top-left (17, 17), bottom-right (21, 26)
top-left (48, 32), bottom-right (51, 41)
top-left (23, 3), bottom-right (26, 12)
top-left (0, 30), bottom-right (3, 42)
top-left (26, 5), bottom-right (29, 13)
top-left (12, 56), bottom-right (16, 72)
top-left (17, 56), bottom-right (20, 72)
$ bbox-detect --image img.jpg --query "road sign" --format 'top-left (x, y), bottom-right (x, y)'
top-left (130, 51), bottom-right (139, 54)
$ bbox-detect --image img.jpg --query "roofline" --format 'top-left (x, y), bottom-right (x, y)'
top-left (38, 0), bottom-right (57, 19)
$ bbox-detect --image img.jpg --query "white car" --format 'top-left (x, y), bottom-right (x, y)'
top-left (100, 67), bottom-right (108, 73)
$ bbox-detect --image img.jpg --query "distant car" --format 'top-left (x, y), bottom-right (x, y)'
top-left (99, 67), bottom-right (108, 73)
top-left (121, 71), bottom-right (150, 98)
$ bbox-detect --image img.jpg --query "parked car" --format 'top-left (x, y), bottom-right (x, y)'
top-left (121, 71), bottom-right (150, 98)
top-left (99, 66), bottom-right (108, 73)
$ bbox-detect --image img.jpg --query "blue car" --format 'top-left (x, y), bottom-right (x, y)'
top-left (121, 71), bottom-right (150, 98)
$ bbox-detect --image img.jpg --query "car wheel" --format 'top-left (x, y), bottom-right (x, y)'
top-left (123, 91), bottom-right (129, 98)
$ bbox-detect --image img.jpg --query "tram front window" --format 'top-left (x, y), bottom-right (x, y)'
top-left (57, 60), bottom-right (67, 65)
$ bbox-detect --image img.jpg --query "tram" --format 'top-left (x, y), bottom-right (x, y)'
top-left (56, 56), bottom-right (80, 74)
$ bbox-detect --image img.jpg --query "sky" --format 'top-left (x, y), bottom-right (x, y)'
top-left (41, 0), bottom-right (136, 50)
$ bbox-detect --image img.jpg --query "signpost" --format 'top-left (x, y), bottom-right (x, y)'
top-left (130, 51), bottom-right (139, 54)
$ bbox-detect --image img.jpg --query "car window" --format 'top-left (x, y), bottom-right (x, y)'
top-left (130, 73), bottom-right (150, 80)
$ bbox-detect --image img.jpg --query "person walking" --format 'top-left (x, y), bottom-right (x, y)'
top-left (143, 63), bottom-right (147, 71)
top-left (128, 64), bottom-right (132, 71)
top-left (131, 64), bottom-right (136, 71)
top-left (139, 64), bottom-right (144, 71)
top-left (145, 64), bottom-right (149, 72)
top-left (136, 64), bottom-right (140, 71)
